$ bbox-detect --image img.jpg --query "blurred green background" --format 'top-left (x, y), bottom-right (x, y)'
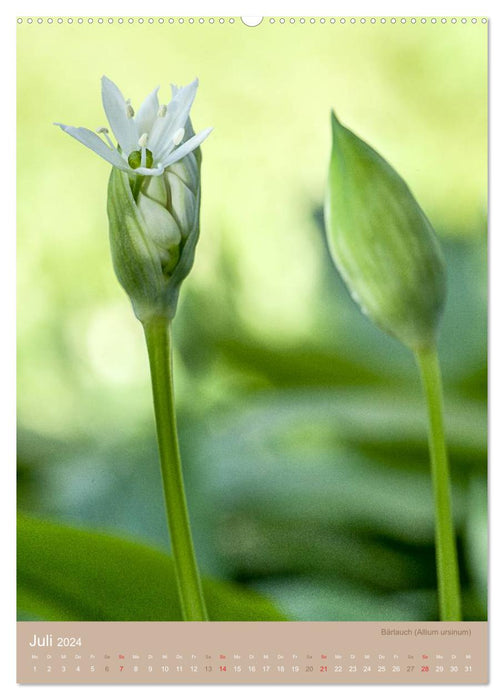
top-left (17, 18), bottom-right (487, 621)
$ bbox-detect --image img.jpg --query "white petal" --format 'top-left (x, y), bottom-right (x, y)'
top-left (148, 79), bottom-right (199, 156)
top-left (55, 123), bottom-right (129, 170)
top-left (146, 110), bottom-right (176, 155)
top-left (137, 192), bottom-right (181, 248)
top-left (135, 86), bottom-right (160, 136)
top-left (161, 127), bottom-right (213, 167)
top-left (144, 171), bottom-right (168, 206)
top-left (101, 76), bottom-right (138, 154)
top-left (170, 79), bottom-right (199, 125)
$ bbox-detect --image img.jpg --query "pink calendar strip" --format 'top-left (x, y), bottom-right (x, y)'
top-left (17, 621), bottom-right (488, 684)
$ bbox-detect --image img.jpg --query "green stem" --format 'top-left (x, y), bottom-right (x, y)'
top-left (143, 316), bottom-right (208, 621)
top-left (415, 344), bottom-right (461, 621)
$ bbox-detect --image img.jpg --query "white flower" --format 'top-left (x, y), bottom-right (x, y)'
top-left (56, 76), bottom-right (212, 176)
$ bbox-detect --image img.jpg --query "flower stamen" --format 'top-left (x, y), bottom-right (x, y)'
top-left (138, 133), bottom-right (149, 168)
top-left (158, 105), bottom-right (167, 118)
top-left (173, 128), bottom-right (185, 146)
top-left (97, 127), bottom-right (115, 150)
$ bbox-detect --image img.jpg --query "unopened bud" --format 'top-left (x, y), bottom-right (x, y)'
top-left (324, 112), bottom-right (446, 351)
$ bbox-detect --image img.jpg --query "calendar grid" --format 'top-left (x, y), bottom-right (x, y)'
top-left (17, 621), bottom-right (488, 684)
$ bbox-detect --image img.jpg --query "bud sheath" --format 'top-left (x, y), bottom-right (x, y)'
top-left (107, 136), bottom-right (202, 322)
top-left (324, 112), bottom-right (446, 351)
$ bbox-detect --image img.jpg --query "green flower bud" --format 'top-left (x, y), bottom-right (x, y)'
top-left (324, 112), bottom-right (446, 351)
top-left (107, 136), bottom-right (202, 322)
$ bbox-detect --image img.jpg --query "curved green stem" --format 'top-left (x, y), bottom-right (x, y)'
top-left (143, 316), bottom-right (208, 621)
top-left (415, 344), bottom-right (461, 621)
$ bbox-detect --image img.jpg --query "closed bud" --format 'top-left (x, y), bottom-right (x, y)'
top-left (107, 126), bottom-right (202, 322)
top-left (324, 112), bottom-right (446, 351)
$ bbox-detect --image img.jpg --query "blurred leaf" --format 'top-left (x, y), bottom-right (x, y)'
top-left (215, 514), bottom-right (435, 591)
top-left (463, 477), bottom-right (487, 616)
top-left (184, 387), bottom-right (481, 620)
top-left (177, 236), bottom-right (486, 404)
top-left (230, 339), bottom-right (383, 388)
top-left (254, 577), bottom-right (438, 622)
top-left (17, 514), bottom-right (287, 621)
top-left (17, 430), bottom-right (172, 553)
top-left (190, 388), bottom-right (485, 547)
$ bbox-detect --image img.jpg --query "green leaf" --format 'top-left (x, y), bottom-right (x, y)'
top-left (17, 514), bottom-right (287, 621)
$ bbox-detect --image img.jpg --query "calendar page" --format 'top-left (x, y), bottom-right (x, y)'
top-left (16, 14), bottom-right (488, 685)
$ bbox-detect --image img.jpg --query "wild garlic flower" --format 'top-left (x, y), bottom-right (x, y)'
top-left (57, 75), bottom-right (212, 322)
top-left (56, 76), bottom-right (212, 176)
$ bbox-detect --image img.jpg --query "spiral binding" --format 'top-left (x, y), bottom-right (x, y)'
top-left (16, 17), bottom-right (488, 25)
